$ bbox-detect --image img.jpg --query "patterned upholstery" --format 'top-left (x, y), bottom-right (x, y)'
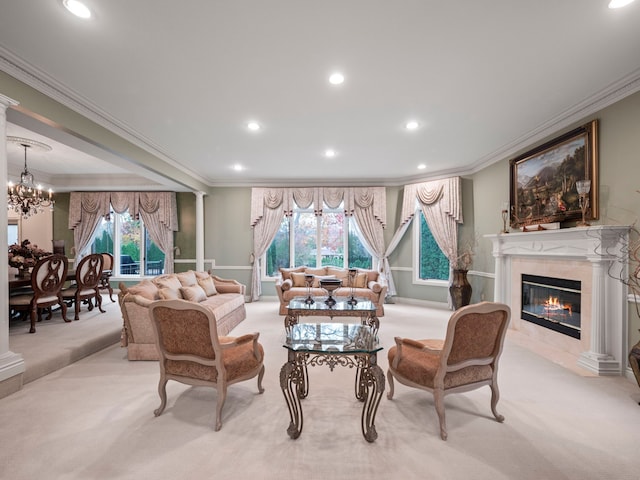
top-left (387, 302), bottom-right (511, 440)
top-left (149, 299), bottom-right (265, 431)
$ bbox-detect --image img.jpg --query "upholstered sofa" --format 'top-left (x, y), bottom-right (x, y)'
top-left (118, 270), bottom-right (246, 360)
top-left (274, 266), bottom-right (387, 317)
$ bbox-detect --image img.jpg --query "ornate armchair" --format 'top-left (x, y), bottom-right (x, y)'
top-left (149, 299), bottom-right (265, 430)
top-left (61, 253), bottom-right (105, 320)
top-left (9, 254), bottom-right (69, 333)
top-left (387, 301), bottom-right (511, 440)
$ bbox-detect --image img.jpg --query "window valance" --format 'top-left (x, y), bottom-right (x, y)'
top-left (69, 191), bottom-right (178, 232)
top-left (250, 187), bottom-right (386, 228)
top-left (400, 177), bottom-right (463, 226)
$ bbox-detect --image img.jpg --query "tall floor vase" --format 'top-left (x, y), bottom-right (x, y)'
top-left (449, 269), bottom-right (472, 310)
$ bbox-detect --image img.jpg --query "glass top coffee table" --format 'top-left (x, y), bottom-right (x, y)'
top-left (285, 297), bottom-right (379, 333)
top-left (279, 322), bottom-right (385, 442)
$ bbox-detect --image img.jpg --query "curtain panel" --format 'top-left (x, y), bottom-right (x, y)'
top-left (69, 191), bottom-right (178, 272)
top-left (249, 187), bottom-right (386, 301)
top-left (383, 177), bottom-right (462, 305)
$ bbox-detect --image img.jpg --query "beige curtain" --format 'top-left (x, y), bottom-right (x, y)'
top-left (383, 177), bottom-right (462, 304)
top-left (250, 188), bottom-right (286, 301)
top-left (69, 191), bottom-right (178, 273)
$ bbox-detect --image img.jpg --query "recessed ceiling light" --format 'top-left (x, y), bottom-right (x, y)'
top-left (608, 0), bottom-right (635, 8)
top-left (324, 149), bottom-right (337, 158)
top-left (329, 72), bottom-right (344, 85)
top-left (63, 0), bottom-right (92, 19)
top-left (247, 121), bottom-right (261, 132)
top-left (417, 164), bottom-right (426, 170)
top-left (405, 120), bottom-right (419, 131)
top-left (232, 164), bottom-right (244, 172)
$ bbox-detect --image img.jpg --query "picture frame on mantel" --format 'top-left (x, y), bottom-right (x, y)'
top-left (509, 119), bottom-right (598, 229)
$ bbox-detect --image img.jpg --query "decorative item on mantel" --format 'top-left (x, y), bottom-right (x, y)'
top-left (576, 179), bottom-right (592, 227)
top-left (8, 239), bottom-right (52, 278)
top-left (500, 201), bottom-right (510, 234)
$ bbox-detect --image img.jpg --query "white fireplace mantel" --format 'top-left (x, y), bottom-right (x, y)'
top-left (486, 226), bottom-right (630, 376)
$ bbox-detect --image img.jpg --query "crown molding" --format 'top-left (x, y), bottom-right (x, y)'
top-left (469, 67), bottom-right (640, 175)
top-left (0, 47), bottom-right (208, 184)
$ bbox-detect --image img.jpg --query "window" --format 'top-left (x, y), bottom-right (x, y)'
top-left (415, 210), bottom-right (449, 282)
top-left (264, 203), bottom-right (373, 277)
top-left (8, 221), bottom-right (19, 246)
top-left (91, 210), bottom-right (165, 276)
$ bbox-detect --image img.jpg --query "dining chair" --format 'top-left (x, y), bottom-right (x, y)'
top-left (98, 252), bottom-right (115, 302)
top-left (386, 301), bottom-right (511, 440)
top-left (9, 254), bottom-right (70, 333)
top-left (61, 253), bottom-right (105, 320)
top-left (149, 299), bottom-right (265, 431)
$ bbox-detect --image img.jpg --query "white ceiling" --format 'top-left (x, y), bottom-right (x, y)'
top-left (2, 0), bottom-right (640, 190)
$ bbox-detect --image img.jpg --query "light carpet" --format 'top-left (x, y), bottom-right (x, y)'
top-left (1, 299), bottom-right (639, 480)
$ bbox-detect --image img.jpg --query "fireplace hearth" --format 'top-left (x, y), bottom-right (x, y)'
top-left (521, 274), bottom-right (581, 339)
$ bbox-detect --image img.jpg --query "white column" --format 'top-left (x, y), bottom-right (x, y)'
top-left (0, 93), bottom-right (26, 394)
top-left (578, 256), bottom-right (620, 375)
top-left (195, 191), bottom-right (205, 272)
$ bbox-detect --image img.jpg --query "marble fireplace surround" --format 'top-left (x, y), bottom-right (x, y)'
top-left (487, 226), bottom-right (629, 376)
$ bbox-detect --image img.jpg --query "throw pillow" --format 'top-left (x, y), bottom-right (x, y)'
top-left (127, 280), bottom-right (159, 300)
top-left (158, 288), bottom-right (182, 300)
top-left (154, 275), bottom-right (182, 291)
top-left (180, 285), bottom-right (207, 302)
top-left (291, 272), bottom-right (310, 288)
top-left (197, 276), bottom-right (218, 296)
top-left (279, 266), bottom-right (306, 280)
top-left (176, 270), bottom-right (197, 286)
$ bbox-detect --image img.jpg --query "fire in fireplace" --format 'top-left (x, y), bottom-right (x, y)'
top-left (521, 274), bottom-right (581, 339)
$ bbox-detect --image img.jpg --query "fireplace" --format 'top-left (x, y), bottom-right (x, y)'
top-left (487, 226), bottom-right (630, 376)
top-left (521, 274), bottom-right (581, 339)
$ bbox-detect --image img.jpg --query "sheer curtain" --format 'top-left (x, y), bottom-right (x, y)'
top-left (69, 191), bottom-right (178, 273)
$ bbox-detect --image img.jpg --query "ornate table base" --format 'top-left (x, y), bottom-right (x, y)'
top-left (280, 349), bottom-right (385, 442)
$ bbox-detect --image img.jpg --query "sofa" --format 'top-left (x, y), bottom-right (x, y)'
top-left (274, 266), bottom-right (387, 317)
top-left (118, 270), bottom-right (246, 360)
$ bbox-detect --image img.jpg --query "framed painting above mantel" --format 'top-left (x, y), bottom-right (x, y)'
top-left (509, 120), bottom-right (598, 229)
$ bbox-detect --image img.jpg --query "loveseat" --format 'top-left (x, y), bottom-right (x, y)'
top-left (274, 266), bottom-right (387, 317)
top-left (118, 270), bottom-right (246, 360)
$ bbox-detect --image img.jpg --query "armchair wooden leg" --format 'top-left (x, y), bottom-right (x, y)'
top-left (490, 382), bottom-right (504, 423)
top-left (215, 384), bottom-right (228, 431)
top-left (433, 388), bottom-right (447, 441)
top-left (257, 365), bottom-right (265, 394)
top-left (154, 378), bottom-right (168, 417)
top-left (386, 370), bottom-right (395, 399)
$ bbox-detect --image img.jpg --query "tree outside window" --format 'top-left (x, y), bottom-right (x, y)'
top-left (417, 210), bottom-right (449, 281)
top-left (90, 210), bottom-right (164, 276)
top-left (264, 203), bottom-right (372, 277)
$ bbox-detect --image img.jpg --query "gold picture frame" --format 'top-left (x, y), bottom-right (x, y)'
top-left (510, 120), bottom-right (598, 228)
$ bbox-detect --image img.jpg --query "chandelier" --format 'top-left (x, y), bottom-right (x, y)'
top-left (7, 136), bottom-right (54, 218)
